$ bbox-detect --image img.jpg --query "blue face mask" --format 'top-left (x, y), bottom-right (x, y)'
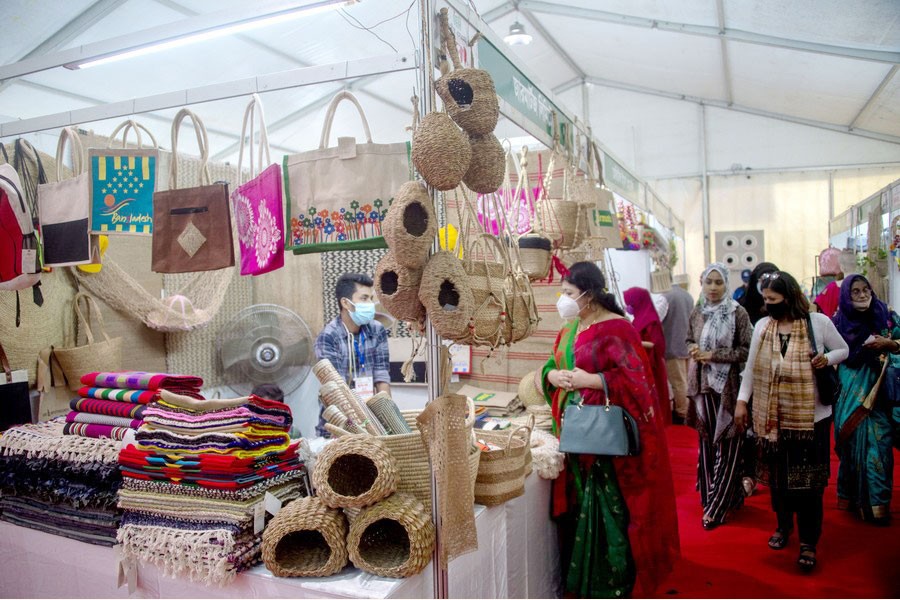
top-left (348, 301), bottom-right (376, 326)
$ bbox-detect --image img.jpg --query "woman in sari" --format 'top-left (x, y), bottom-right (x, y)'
top-left (542, 262), bottom-right (680, 598)
top-left (685, 263), bottom-right (752, 530)
top-left (735, 271), bottom-right (848, 572)
top-left (832, 274), bottom-right (900, 525)
top-left (624, 286), bottom-right (672, 424)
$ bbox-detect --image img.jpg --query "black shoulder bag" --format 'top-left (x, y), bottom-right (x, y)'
top-left (806, 315), bottom-right (840, 406)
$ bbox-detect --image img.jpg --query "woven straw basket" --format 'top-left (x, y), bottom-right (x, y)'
top-left (412, 112), bottom-right (470, 191)
top-left (463, 133), bottom-right (505, 193)
top-left (375, 251), bottom-right (426, 325)
top-left (383, 181), bottom-right (436, 269)
top-left (538, 197), bottom-right (582, 250)
top-left (480, 415), bottom-right (535, 478)
top-left (435, 9), bottom-right (499, 136)
top-left (457, 233), bottom-right (509, 347)
top-left (54, 292), bottom-right (123, 391)
top-left (499, 271), bottom-right (538, 345)
top-left (347, 493), bottom-right (435, 578)
top-left (474, 425), bottom-right (529, 505)
top-left (312, 435), bottom-right (398, 509)
top-left (418, 251), bottom-right (476, 343)
top-left (517, 235), bottom-right (552, 281)
top-left (261, 497), bottom-right (349, 577)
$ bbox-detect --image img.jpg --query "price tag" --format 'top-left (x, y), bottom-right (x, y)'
top-left (253, 501), bottom-right (266, 533)
top-left (264, 491), bottom-right (283, 516)
top-left (21, 248), bottom-right (36, 273)
top-left (353, 375), bottom-right (374, 398)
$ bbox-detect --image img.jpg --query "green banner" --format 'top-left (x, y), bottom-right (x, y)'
top-left (477, 38), bottom-right (571, 145)
top-left (603, 152), bottom-right (640, 202)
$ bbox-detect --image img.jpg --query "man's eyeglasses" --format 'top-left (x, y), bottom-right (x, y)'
top-left (757, 272), bottom-right (780, 293)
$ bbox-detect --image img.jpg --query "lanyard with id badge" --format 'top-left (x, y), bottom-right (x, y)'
top-left (347, 325), bottom-right (374, 398)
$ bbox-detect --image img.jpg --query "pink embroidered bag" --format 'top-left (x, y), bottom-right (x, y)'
top-left (232, 94), bottom-right (284, 276)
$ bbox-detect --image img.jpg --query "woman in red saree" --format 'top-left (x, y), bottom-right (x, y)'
top-left (624, 286), bottom-right (672, 424)
top-left (542, 262), bottom-right (680, 598)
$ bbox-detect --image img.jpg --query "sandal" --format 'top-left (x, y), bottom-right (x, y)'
top-left (797, 544), bottom-right (817, 572)
top-left (701, 517), bottom-right (721, 531)
top-left (768, 529), bottom-right (791, 550)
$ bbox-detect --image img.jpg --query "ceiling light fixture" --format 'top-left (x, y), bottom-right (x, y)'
top-left (66, 0), bottom-right (353, 70)
top-left (504, 21), bottom-right (533, 46)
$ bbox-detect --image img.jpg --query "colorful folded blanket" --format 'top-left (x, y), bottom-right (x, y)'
top-left (143, 404), bottom-right (290, 430)
top-left (64, 422), bottom-right (131, 440)
top-left (134, 429), bottom-right (291, 458)
top-left (70, 397), bottom-right (148, 419)
top-left (121, 469), bottom-right (307, 501)
top-left (0, 421), bottom-right (121, 464)
top-left (80, 371), bottom-right (203, 392)
top-left (78, 387), bottom-right (158, 404)
top-left (66, 411), bottom-right (142, 429)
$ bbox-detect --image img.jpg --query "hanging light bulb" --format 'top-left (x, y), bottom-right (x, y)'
top-left (504, 21), bottom-right (533, 46)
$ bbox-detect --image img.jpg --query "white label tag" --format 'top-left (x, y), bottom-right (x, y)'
top-left (337, 136), bottom-right (357, 159)
top-left (253, 502), bottom-right (266, 533)
top-left (354, 375), bottom-right (375, 398)
top-left (264, 491), bottom-right (283, 516)
top-left (21, 248), bottom-right (36, 273)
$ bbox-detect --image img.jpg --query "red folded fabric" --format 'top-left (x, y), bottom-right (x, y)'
top-left (69, 397), bottom-right (148, 419)
top-left (79, 371), bottom-right (203, 391)
top-left (63, 422), bottom-right (131, 440)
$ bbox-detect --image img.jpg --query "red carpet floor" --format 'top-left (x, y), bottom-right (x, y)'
top-left (651, 424), bottom-right (900, 599)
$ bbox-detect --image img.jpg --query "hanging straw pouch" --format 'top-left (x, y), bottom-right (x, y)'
top-left (375, 251), bottom-right (426, 326)
top-left (411, 99), bottom-right (471, 192)
top-left (382, 180), bottom-right (436, 269)
top-left (261, 496), bottom-right (349, 577)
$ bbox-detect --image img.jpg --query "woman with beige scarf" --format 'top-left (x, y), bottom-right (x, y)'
top-left (734, 271), bottom-right (847, 573)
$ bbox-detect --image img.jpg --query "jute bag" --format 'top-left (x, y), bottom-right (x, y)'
top-left (36, 346), bottom-right (71, 421)
top-left (0, 340), bottom-right (32, 431)
top-left (473, 425), bottom-right (529, 505)
top-left (232, 94), bottom-right (284, 276)
top-left (38, 127), bottom-right (92, 266)
top-left (152, 109), bottom-right (235, 273)
top-left (89, 120), bottom-right (158, 235)
top-left (284, 91), bottom-right (411, 254)
top-left (54, 292), bottom-right (123, 391)
top-left (584, 141), bottom-right (620, 250)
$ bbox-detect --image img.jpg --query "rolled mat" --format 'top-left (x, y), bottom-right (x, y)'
top-left (80, 371), bottom-right (203, 391)
top-left (70, 397), bottom-right (148, 419)
top-left (63, 422), bottom-right (131, 440)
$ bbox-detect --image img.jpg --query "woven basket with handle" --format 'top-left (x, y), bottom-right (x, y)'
top-left (54, 292), bottom-right (123, 391)
top-left (473, 425), bottom-right (529, 505)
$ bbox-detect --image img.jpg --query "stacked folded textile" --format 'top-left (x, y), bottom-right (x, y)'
top-left (117, 390), bottom-right (308, 585)
top-left (63, 371), bottom-right (204, 441)
top-left (0, 421), bottom-right (123, 546)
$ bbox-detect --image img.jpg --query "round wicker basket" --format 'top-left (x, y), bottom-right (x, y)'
top-left (383, 181), bottom-right (436, 269)
top-left (347, 493), bottom-right (436, 578)
top-left (518, 370), bottom-right (546, 408)
top-left (261, 497), bottom-right (349, 577)
top-left (412, 112), bottom-right (470, 192)
top-left (312, 435), bottom-right (399, 509)
top-left (462, 133), bottom-right (505, 193)
top-left (517, 234), bottom-right (553, 281)
top-left (473, 425), bottom-right (529, 506)
top-left (374, 251), bottom-right (426, 326)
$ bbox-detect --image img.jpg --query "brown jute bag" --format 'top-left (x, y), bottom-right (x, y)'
top-left (54, 292), bottom-right (123, 391)
top-left (151, 108), bottom-right (235, 273)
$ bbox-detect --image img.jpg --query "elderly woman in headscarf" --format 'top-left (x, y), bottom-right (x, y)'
top-left (832, 274), bottom-right (900, 525)
top-left (685, 263), bottom-right (753, 530)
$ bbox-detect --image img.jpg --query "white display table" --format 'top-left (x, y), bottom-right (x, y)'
top-left (0, 474), bottom-right (558, 599)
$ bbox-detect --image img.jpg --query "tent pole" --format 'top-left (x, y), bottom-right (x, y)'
top-left (700, 104), bottom-right (711, 265)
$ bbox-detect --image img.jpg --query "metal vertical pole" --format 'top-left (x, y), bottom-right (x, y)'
top-left (700, 104), bottom-right (711, 266)
top-left (418, 0), bottom-right (449, 598)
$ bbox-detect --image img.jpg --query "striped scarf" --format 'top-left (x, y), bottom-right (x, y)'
top-left (752, 318), bottom-right (816, 443)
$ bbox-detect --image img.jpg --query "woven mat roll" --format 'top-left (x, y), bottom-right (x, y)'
top-left (366, 393), bottom-right (412, 435)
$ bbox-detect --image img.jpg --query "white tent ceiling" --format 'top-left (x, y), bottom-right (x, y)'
top-left (1, 0), bottom-right (898, 181)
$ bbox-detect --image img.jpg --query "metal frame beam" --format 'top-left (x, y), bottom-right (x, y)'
top-left (714, 0), bottom-right (734, 106)
top-left (490, 1), bottom-right (900, 64)
top-left (849, 65), bottom-right (899, 131)
top-left (482, 1), bottom-right (515, 22)
top-left (582, 75), bottom-right (900, 145)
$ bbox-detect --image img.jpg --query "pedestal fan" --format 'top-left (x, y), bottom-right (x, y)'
top-left (217, 304), bottom-right (314, 396)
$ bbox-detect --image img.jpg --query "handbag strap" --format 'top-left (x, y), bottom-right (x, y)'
top-left (503, 425), bottom-right (531, 456)
top-left (169, 108), bottom-right (211, 190)
top-left (805, 314), bottom-right (818, 355)
top-left (55, 127), bottom-right (86, 179)
top-left (236, 93), bottom-right (272, 183)
top-left (107, 119), bottom-right (159, 150)
top-left (73, 292), bottom-right (112, 346)
top-left (318, 91), bottom-right (373, 149)
top-left (0, 338), bottom-right (12, 383)
top-left (13, 138), bottom-right (46, 214)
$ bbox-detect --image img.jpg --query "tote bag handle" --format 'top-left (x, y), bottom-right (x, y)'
top-left (107, 119), bottom-right (159, 150)
top-left (73, 292), bottom-right (113, 346)
top-left (318, 91), bottom-right (374, 148)
top-left (55, 127), bottom-right (86, 180)
top-left (168, 108), bottom-right (211, 190)
top-left (236, 93), bottom-right (272, 183)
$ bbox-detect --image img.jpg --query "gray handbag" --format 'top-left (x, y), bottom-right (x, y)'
top-left (558, 373), bottom-right (641, 456)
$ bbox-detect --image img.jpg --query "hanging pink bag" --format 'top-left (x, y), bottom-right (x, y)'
top-left (231, 94), bottom-right (284, 276)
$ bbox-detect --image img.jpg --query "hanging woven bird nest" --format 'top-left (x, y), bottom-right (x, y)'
top-left (312, 434), bottom-right (399, 509)
top-left (261, 496), bottom-right (349, 577)
top-left (463, 133), bottom-right (505, 193)
top-left (434, 9), bottom-right (499, 136)
top-left (346, 493), bottom-right (435, 578)
top-left (412, 112), bottom-right (471, 191)
top-left (383, 181), bottom-right (436, 269)
top-left (418, 251), bottom-right (476, 343)
top-left (374, 251), bottom-right (426, 326)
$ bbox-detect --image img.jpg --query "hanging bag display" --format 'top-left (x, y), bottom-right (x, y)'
top-left (232, 94), bottom-right (284, 276)
top-left (89, 120), bottom-right (158, 235)
top-left (54, 292), bottom-right (124, 392)
top-left (152, 108), bottom-right (235, 273)
top-left (284, 91), bottom-right (411, 254)
top-left (558, 375), bottom-right (641, 456)
top-left (0, 339), bottom-right (32, 431)
top-left (585, 141), bottom-right (621, 250)
top-left (38, 127), bottom-right (92, 266)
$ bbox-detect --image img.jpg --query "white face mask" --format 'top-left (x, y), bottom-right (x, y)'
top-left (556, 291), bottom-right (585, 320)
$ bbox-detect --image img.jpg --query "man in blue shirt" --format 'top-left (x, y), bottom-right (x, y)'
top-left (314, 273), bottom-right (391, 436)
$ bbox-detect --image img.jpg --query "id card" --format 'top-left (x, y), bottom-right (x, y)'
top-left (354, 375), bottom-right (375, 398)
